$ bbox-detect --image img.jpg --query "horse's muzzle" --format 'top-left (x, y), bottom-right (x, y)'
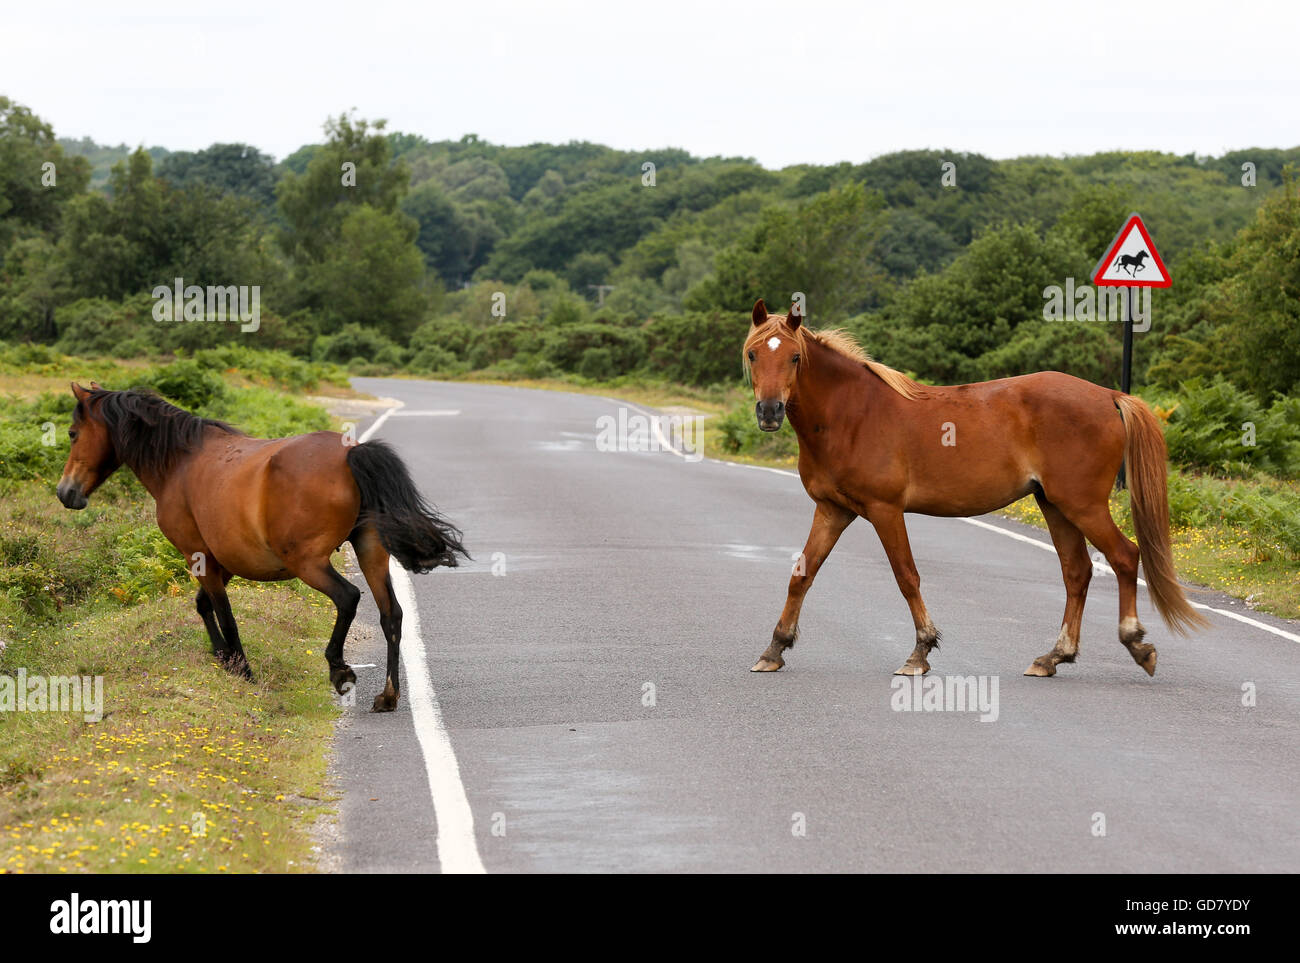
top-left (756, 399), bottom-right (785, 432)
top-left (56, 480), bottom-right (88, 510)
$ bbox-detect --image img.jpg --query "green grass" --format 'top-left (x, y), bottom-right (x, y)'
top-left (1, 582), bottom-right (337, 874)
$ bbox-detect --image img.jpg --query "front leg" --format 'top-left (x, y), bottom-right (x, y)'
top-left (867, 507), bottom-right (940, 676)
top-left (752, 502), bottom-right (854, 672)
top-left (198, 567), bottom-right (255, 681)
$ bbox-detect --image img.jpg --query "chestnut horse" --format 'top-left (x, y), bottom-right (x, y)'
top-left (57, 383), bottom-right (468, 711)
top-left (744, 300), bottom-right (1206, 678)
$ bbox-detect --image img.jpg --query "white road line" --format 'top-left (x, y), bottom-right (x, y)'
top-left (387, 564), bottom-right (486, 873)
top-left (390, 409), bottom-right (462, 417)
top-left (361, 400), bottom-right (402, 437)
top-left (360, 408), bottom-right (486, 875)
top-left (630, 400), bottom-right (1300, 646)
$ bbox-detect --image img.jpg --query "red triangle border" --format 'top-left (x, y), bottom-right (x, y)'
top-left (1091, 213), bottom-right (1171, 288)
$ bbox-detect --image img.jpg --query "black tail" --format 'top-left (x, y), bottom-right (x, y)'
top-left (346, 440), bottom-right (469, 573)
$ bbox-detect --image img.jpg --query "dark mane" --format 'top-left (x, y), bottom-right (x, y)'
top-left (82, 388), bottom-right (240, 476)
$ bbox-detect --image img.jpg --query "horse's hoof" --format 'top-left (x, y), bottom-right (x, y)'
top-left (1024, 660), bottom-right (1056, 677)
top-left (894, 662), bottom-right (929, 676)
top-left (750, 657), bottom-right (784, 672)
top-left (1133, 646), bottom-right (1157, 677)
top-left (372, 691), bottom-right (398, 712)
top-left (219, 653), bottom-right (254, 680)
top-left (331, 666), bottom-right (357, 695)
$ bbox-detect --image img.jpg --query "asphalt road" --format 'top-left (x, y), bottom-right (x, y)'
top-left (331, 377), bottom-right (1300, 873)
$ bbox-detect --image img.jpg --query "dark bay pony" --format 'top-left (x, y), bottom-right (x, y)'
top-left (57, 383), bottom-right (468, 711)
top-left (743, 300), bottom-right (1207, 679)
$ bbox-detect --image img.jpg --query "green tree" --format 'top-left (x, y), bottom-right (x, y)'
top-left (0, 97), bottom-right (90, 247)
top-left (276, 113), bottom-right (409, 264)
top-left (685, 182), bottom-right (892, 320)
top-left (1213, 175), bottom-right (1300, 397)
top-left (300, 205), bottom-right (430, 340)
top-left (159, 143), bottom-right (278, 211)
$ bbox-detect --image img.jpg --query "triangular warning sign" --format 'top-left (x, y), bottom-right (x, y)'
top-left (1092, 213), bottom-right (1170, 287)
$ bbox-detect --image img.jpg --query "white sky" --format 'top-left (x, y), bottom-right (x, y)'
top-left (7, 0), bottom-right (1298, 167)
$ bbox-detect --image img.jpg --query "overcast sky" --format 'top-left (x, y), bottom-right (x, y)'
top-left (7, 0), bottom-right (1297, 167)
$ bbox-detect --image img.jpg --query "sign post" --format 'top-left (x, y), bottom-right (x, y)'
top-left (1092, 213), bottom-right (1170, 487)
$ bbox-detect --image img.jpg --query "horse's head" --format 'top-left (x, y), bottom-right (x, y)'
top-left (744, 299), bottom-right (804, 431)
top-left (57, 383), bottom-right (120, 510)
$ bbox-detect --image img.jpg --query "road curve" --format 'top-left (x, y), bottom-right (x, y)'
top-left (331, 378), bottom-right (1300, 873)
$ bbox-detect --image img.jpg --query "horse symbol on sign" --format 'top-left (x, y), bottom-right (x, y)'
top-left (1113, 250), bottom-right (1149, 277)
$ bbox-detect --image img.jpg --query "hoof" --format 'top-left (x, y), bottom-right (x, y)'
top-left (1024, 660), bottom-right (1057, 677)
top-left (894, 662), bottom-right (929, 676)
top-left (1131, 645), bottom-right (1157, 677)
top-left (372, 690), bottom-right (398, 712)
top-left (331, 665), bottom-right (357, 695)
top-left (750, 657), bottom-right (784, 672)
top-left (220, 653), bottom-right (254, 681)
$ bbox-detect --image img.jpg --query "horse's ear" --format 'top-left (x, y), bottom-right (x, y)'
top-left (89, 381), bottom-right (102, 390)
top-left (71, 382), bottom-right (89, 401)
top-left (787, 301), bottom-right (804, 331)
top-left (751, 299), bottom-right (768, 326)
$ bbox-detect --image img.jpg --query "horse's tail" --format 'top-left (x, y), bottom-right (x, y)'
top-left (1115, 395), bottom-right (1209, 635)
top-left (346, 439), bottom-right (469, 573)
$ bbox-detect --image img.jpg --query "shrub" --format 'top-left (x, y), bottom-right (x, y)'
top-left (577, 347), bottom-right (615, 380)
top-left (1158, 377), bottom-right (1300, 477)
top-left (643, 311), bottom-right (746, 386)
top-left (539, 323), bottom-right (645, 374)
top-left (135, 359), bottom-right (228, 409)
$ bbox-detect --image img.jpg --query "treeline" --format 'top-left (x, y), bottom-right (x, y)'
top-left (1, 95), bottom-right (1298, 407)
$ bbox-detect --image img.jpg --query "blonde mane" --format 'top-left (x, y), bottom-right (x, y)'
top-left (743, 317), bottom-right (927, 400)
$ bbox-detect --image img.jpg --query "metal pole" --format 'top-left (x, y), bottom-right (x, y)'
top-left (1117, 285), bottom-right (1136, 489)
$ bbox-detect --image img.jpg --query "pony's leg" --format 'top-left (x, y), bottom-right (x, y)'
top-left (752, 502), bottom-right (854, 672)
top-left (295, 562), bottom-right (362, 695)
top-left (1063, 503), bottom-right (1155, 676)
top-left (868, 508), bottom-right (939, 676)
top-left (1025, 495), bottom-right (1093, 677)
top-left (352, 527), bottom-right (403, 712)
top-left (195, 587), bottom-right (227, 657)
top-left (198, 569), bottom-right (254, 681)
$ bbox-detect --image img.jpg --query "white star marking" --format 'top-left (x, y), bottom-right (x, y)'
top-left (766, 337), bottom-right (781, 351)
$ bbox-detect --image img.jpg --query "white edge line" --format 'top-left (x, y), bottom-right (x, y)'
top-left (627, 400), bottom-right (1300, 647)
top-left (359, 405), bottom-right (486, 875)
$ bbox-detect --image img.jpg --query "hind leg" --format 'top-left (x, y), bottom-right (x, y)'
top-left (295, 560), bottom-right (362, 695)
top-left (1026, 496), bottom-right (1093, 677)
top-left (353, 527), bottom-right (403, 712)
top-left (1062, 503), bottom-right (1155, 676)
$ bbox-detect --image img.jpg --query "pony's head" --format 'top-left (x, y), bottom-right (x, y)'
top-left (743, 299), bottom-right (805, 431)
top-left (57, 382), bottom-right (120, 509)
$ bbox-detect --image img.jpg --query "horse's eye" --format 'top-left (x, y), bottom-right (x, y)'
top-left (792, 354), bottom-right (800, 364)
top-left (68, 429), bottom-right (78, 441)
top-left (747, 351), bottom-right (756, 362)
